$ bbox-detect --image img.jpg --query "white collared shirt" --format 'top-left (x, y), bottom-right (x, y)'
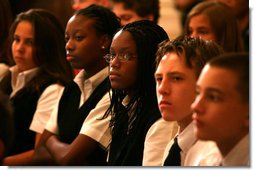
top-left (46, 67), bottom-right (111, 148)
top-left (0, 63), bottom-right (9, 81)
top-left (10, 66), bottom-right (39, 97)
top-left (142, 118), bottom-right (179, 166)
top-left (8, 66), bottom-right (64, 134)
top-left (162, 122), bottom-right (197, 166)
top-left (222, 134), bottom-right (249, 166)
top-left (184, 140), bottom-right (222, 166)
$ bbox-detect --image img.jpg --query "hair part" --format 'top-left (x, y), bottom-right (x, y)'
top-left (75, 4), bottom-right (121, 38)
top-left (184, 1), bottom-right (244, 52)
top-left (9, 9), bottom-right (73, 89)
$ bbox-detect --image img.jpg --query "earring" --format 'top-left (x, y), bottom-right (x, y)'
top-left (102, 46), bottom-right (105, 49)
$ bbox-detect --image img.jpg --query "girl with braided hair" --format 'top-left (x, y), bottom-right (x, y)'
top-left (31, 4), bottom-right (121, 166)
top-left (103, 20), bottom-right (178, 165)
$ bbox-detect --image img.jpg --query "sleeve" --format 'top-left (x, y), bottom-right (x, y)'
top-left (142, 118), bottom-right (179, 166)
top-left (29, 84), bottom-right (64, 134)
top-left (79, 92), bottom-right (111, 149)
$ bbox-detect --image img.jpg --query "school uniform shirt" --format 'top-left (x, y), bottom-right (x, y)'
top-left (7, 66), bottom-right (63, 135)
top-left (221, 133), bottom-right (249, 166)
top-left (0, 63), bottom-right (9, 81)
top-left (45, 67), bottom-right (111, 148)
top-left (2, 66), bottom-right (62, 154)
top-left (142, 119), bottom-right (179, 166)
top-left (29, 84), bottom-right (64, 134)
top-left (184, 140), bottom-right (222, 166)
top-left (162, 122), bottom-right (197, 166)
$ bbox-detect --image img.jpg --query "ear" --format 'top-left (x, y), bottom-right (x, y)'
top-left (100, 34), bottom-right (111, 51)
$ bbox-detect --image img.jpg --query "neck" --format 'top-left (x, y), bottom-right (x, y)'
top-left (216, 132), bottom-right (248, 157)
top-left (84, 60), bottom-right (107, 79)
top-left (178, 114), bottom-right (192, 133)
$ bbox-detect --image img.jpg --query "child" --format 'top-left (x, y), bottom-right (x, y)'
top-left (154, 36), bottom-right (223, 166)
top-left (190, 53), bottom-right (249, 166)
top-left (103, 20), bottom-right (175, 166)
top-left (0, 9), bottom-right (73, 165)
top-left (31, 5), bottom-right (121, 165)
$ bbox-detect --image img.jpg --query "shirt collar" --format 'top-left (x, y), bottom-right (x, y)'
top-left (178, 122), bottom-right (197, 152)
top-left (74, 67), bottom-right (108, 89)
top-left (223, 133), bottom-right (249, 166)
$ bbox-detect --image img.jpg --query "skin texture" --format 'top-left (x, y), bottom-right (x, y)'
top-left (112, 3), bottom-right (153, 26)
top-left (191, 65), bottom-right (249, 156)
top-left (188, 14), bottom-right (217, 42)
top-left (12, 21), bottom-right (37, 73)
top-left (31, 10), bottom-right (113, 165)
top-left (3, 20), bottom-right (42, 166)
top-left (155, 52), bottom-right (196, 132)
top-left (65, 15), bottom-right (108, 78)
top-left (71, 0), bottom-right (110, 11)
top-left (109, 30), bottom-right (138, 97)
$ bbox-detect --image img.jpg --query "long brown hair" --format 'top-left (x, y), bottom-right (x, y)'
top-left (185, 1), bottom-right (244, 52)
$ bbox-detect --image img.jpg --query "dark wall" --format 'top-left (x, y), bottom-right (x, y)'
top-left (9, 0), bottom-right (74, 28)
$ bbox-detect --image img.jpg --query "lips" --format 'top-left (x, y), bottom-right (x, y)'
top-left (109, 71), bottom-right (121, 80)
top-left (159, 100), bottom-right (172, 108)
top-left (192, 113), bottom-right (203, 128)
top-left (66, 55), bottom-right (75, 62)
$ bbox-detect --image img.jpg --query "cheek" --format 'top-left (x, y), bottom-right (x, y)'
top-left (122, 67), bottom-right (138, 88)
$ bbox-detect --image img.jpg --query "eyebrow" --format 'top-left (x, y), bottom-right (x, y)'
top-left (204, 87), bottom-right (225, 96)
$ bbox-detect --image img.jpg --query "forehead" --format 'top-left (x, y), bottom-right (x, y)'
top-left (66, 15), bottom-right (95, 32)
top-left (111, 30), bottom-right (136, 50)
top-left (157, 53), bottom-right (195, 73)
top-left (15, 20), bottom-right (34, 36)
top-left (198, 65), bottom-right (238, 89)
top-left (112, 3), bottom-right (138, 16)
top-left (189, 14), bottom-right (211, 27)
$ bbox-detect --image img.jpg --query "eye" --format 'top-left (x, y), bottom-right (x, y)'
top-left (13, 36), bottom-right (20, 43)
top-left (171, 75), bottom-right (183, 82)
top-left (65, 35), bottom-right (70, 42)
top-left (206, 93), bottom-right (222, 102)
top-left (123, 54), bottom-right (132, 60)
top-left (25, 39), bottom-right (34, 46)
top-left (155, 75), bottom-right (162, 83)
top-left (75, 35), bottom-right (84, 41)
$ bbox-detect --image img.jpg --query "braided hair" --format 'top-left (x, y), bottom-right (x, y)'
top-left (104, 20), bottom-right (169, 143)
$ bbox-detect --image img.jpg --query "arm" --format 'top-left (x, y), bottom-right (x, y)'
top-left (2, 85), bottom-right (63, 166)
top-left (142, 118), bottom-right (179, 166)
top-left (46, 134), bottom-right (99, 165)
top-left (2, 133), bottom-right (41, 166)
top-left (45, 92), bottom-right (111, 166)
top-left (31, 130), bottom-right (57, 165)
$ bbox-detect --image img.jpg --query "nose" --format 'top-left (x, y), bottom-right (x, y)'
top-left (191, 95), bottom-right (204, 115)
top-left (190, 30), bottom-right (199, 38)
top-left (14, 41), bottom-right (25, 53)
top-left (157, 78), bottom-right (171, 95)
top-left (65, 38), bottom-right (74, 53)
top-left (110, 56), bottom-right (120, 68)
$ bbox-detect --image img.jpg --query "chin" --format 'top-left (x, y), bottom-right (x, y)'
top-left (161, 112), bottom-right (173, 121)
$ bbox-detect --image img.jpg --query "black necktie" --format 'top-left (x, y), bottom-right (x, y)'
top-left (163, 137), bottom-right (181, 166)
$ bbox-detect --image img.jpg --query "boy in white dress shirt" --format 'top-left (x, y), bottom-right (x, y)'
top-left (154, 36), bottom-right (223, 166)
top-left (190, 53), bottom-right (249, 166)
